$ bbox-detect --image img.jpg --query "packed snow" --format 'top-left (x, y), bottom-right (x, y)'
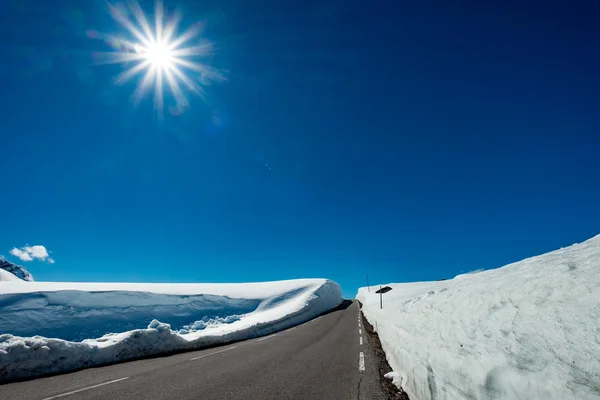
top-left (0, 278), bottom-right (342, 382)
top-left (357, 234), bottom-right (600, 400)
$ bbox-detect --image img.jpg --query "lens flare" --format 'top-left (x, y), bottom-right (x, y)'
top-left (94, 0), bottom-right (224, 113)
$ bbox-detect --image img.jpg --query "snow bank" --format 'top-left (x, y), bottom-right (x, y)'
top-left (0, 279), bottom-right (342, 382)
top-left (0, 291), bottom-right (261, 341)
top-left (357, 235), bottom-right (600, 400)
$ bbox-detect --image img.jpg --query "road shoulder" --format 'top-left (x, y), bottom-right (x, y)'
top-left (358, 301), bottom-right (410, 400)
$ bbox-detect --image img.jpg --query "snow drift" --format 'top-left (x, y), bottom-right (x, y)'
top-left (357, 235), bottom-right (600, 400)
top-left (0, 279), bottom-right (342, 382)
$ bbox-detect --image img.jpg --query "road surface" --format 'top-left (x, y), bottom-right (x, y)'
top-left (0, 300), bottom-right (385, 400)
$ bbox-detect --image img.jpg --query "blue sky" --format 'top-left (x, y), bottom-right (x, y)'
top-left (1, 0), bottom-right (598, 298)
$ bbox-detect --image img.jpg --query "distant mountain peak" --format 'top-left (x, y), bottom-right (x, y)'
top-left (0, 259), bottom-right (34, 281)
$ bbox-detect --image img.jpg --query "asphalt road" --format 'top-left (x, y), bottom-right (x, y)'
top-left (0, 300), bottom-right (385, 400)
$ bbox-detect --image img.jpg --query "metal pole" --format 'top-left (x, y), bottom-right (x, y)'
top-left (380, 286), bottom-right (383, 309)
top-left (366, 274), bottom-right (370, 292)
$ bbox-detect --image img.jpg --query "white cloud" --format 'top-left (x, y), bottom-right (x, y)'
top-left (10, 248), bottom-right (33, 261)
top-left (24, 245), bottom-right (49, 259)
top-left (10, 245), bottom-right (54, 263)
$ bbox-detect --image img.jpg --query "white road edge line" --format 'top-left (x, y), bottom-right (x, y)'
top-left (287, 327), bottom-right (296, 331)
top-left (42, 377), bottom-right (130, 400)
top-left (258, 334), bottom-right (277, 341)
top-left (360, 336), bottom-right (363, 345)
top-left (190, 346), bottom-right (237, 361)
top-left (359, 352), bottom-right (365, 371)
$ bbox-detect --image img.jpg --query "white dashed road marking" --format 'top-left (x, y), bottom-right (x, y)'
top-left (190, 346), bottom-right (237, 361)
top-left (42, 377), bottom-right (130, 400)
top-left (359, 352), bottom-right (365, 371)
top-left (360, 336), bottom-right (363, 345)
top-left (359, 328), bottom-right (362, 335)
top-left (258, 334), bottom-right (277, 342)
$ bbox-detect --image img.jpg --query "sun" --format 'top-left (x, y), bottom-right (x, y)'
top-left (93, 0), bottom-right (223, 114)
top-left (141, 41), bottom-right (174, 69)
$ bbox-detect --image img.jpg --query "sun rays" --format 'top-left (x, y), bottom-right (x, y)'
top-left (92, 0), bottom-right (223, 114)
